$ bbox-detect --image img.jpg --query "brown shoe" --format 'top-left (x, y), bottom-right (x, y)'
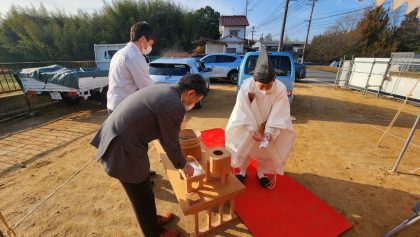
top-left (157, 212), bottom-right (175, 225)
top-left (159, 228), bottom-right (181, 237)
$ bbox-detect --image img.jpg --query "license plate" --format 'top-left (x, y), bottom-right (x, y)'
top-left (50, 92), bottom-right (62, 100)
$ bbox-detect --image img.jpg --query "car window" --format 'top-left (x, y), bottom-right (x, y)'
top-left (149, 63), bottom-right (191, 76)
top-left (195, 61), bottom-right (205, 72)
top-left (104, 50), bottom-right (118, 59)
top-left (244, 55), bottom-right (291, 76)
top-left (216, 55), bottom-right (236, 63)
top-left (202, 55), bottom-right (216, 63)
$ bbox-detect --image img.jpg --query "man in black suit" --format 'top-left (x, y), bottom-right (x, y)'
top-left (91, 74), bottom-right (207, 237)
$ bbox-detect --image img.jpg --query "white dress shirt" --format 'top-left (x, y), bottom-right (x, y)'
top-left (107, 42), bottom-right (154, 110)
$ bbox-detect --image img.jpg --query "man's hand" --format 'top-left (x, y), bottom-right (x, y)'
top-left (182, 162), bottom-right (194, 178)
top-left (252, 131), bottom-right (263, 142)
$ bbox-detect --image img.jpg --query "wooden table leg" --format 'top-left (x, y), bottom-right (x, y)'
top-left (207, 208), bottom-right (212, 229)
top-left (219, 203), bottom-right (224, 225)
top-left (230, 198), bottom-right (236, 219)
top-left (194, 212), bottom-right (199, 235)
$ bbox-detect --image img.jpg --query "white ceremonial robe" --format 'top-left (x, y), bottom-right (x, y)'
top-left (225, 78), bottom-right (295, 175)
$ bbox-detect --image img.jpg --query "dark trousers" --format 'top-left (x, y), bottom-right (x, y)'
top-left (120, 179), bottom-right (164, 237)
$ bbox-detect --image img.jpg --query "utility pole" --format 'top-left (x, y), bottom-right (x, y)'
top-left (251, 26), bottom-right (255, 41)
top-left (244, 0), bottom-right (249, 40)
top-left (278, 0), bottom-right (290, 52)
top-left (302, 0), bottom-right (316, 63)
top-left (245, 0), bottom-right (248, 16)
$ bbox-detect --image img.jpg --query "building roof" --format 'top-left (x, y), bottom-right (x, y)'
top-left (219, 15), bottom-right (249, 26)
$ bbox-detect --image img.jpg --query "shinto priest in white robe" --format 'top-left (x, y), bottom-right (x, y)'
top-left (225, 78), bottom-right (295, 175)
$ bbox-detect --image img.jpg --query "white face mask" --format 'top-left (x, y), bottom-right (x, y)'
top-left (184, 103), bottom-right (195, 111)
top-left (141, 40), bottom-right (152, 55)
top-left (182, 94), bottom-right (196, 111)
top-left (253, 87), bottom-right (271, 96)
top-left (259, 88), bottom-right (269, 95)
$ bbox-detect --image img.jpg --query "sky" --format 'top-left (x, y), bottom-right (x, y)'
top-left (0, 0), bottom-right (407, 42)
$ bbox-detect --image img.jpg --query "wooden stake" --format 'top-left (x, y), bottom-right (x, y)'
top-left (0, 212), bottom-right (17, 237)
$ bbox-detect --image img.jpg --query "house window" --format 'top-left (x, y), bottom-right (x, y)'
top-left (229, 30), bottom-right (239, 37)
top-left (226, 48), bottom-right (236, 53)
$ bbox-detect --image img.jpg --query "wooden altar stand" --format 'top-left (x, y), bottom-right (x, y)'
top-left (154, 141), bottom-right (245, 236)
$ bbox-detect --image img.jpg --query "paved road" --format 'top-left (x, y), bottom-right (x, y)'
top-left (300, 69), bottom-right (337, 85)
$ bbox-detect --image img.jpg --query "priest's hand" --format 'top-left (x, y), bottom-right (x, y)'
top-left (252, 131), bottom-right (264, 141)
top-left (264, 133), bottom-right (273, 142)
top-left (182, 162), bottom-right (194, 178)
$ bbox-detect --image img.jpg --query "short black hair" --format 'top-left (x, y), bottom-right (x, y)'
top-left (178, 74), bottom-right (208, 96)
top-left (130, 21), bottom-right (154, 42)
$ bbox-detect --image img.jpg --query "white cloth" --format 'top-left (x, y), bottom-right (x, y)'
top-left (107, 42), bottom-right (154, 110)
top-left (225, 78), bottom-right (295, 175)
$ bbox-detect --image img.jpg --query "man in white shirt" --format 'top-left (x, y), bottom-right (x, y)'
top-left (107, 21), bottom-right (155, 113)
top-left (106, 22), bottom-right (158, 186)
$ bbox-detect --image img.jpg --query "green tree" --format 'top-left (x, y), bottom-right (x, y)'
top-left (0, 0), bottom-right (221, 62)
top-left (355, 6), bottom-right (397, 57)
top-left (395, 8), bottom-right (420, 52)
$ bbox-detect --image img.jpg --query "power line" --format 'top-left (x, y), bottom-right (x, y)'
top-left (312, 5), bottom-right (374, 21)
top-left (255, 0), bottom-right (284, 27)
top-left (257, 0), bottom-right (308, 33)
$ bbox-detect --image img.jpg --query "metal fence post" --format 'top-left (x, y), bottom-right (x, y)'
top-left (363, 59), bottom-right (376, 97)
top-left (391, 113), bottom-right (420, 173)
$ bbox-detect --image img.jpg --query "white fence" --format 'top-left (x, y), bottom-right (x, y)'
top-left (335, 54), bottom-right (420, 101)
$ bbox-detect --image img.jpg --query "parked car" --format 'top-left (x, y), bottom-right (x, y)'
top-left (191, 54), bottom-right (207, 60)
top-left (294, 61), bottom-right (306, 81)
top-left (148, 57), bottom-right (211, 109)
top-left (238, 51), bottom-right (295, 104)
top-left (200, 53), bottom-right (243, 84)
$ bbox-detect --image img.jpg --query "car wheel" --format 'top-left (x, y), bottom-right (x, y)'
top-left (228, 70), bottom-right (239, 84)
top-left (99, 86), bottom-right (108, 107)
top-left (295, 73), bottom-right (300, 82)
top-left (62, 95), bottom-right (81, 106)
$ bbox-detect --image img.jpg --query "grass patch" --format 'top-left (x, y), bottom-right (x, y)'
top-left (306, 65), bottom-right (338, 73)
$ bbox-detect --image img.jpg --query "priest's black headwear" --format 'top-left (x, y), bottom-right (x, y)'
top-left (253, 47), bottom-right (275, 84)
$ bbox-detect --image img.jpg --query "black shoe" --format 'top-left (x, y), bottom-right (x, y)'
top-left (257, 174), bottom-right (270, 188)
top-left (150, 170), bottom-right (156, 178)
top-left (235, 173), bottom-right (246, 183)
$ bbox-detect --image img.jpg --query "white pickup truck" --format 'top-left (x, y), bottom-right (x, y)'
top-left (14, 64), bottom-right (109, 105)
top-left (13, 44), bottom-right (129, 106)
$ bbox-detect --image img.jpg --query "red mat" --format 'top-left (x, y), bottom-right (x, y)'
top-left (201, 128), bottom-right (353, 237)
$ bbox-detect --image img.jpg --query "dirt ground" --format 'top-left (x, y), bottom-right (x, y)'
top-left (0, 81), bottom-right (419, 237)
